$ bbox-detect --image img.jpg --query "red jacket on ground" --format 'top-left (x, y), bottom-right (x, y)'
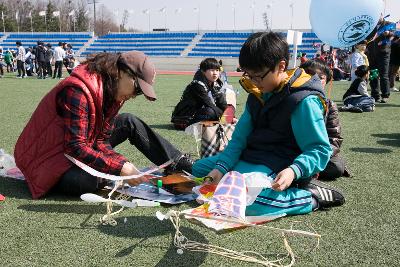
top-left (14, 65), bottom-right (122, 199)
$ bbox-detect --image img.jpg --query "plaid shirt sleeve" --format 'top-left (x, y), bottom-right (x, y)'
top-left (57, 87), bottom-right (127, 175)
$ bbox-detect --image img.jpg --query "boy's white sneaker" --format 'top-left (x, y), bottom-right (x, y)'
top-left (390, 87), bottom-right (399, 92)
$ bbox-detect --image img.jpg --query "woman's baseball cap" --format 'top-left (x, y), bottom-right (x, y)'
top-left (119, 51), bottom-right (157, 101)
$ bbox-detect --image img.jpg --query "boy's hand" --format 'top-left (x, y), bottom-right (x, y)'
top-left (271, 168), bottom-right (296, 191)
top-left (207, 169), bottom-right (223, 185)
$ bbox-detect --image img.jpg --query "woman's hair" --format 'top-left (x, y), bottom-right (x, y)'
top-left (81, 52), bottom-right (134, 111)
top-left (300, 59), bottom-right (332, 82)
top-left (355, 65), bottom-right (369, 78)
top-left (239, 31), bottom-right (289, 72)
top-left (199, 58), bottom-right (221, 71)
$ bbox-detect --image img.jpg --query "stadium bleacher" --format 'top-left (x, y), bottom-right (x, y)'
top-left (0, 32), bottom-right (93, 52)
top-left (188, 31), bottom-right (322, 58)
top-left (80, 32), bottom-right (197, 57)
top-left (0, 31), bottom-right (323, 59)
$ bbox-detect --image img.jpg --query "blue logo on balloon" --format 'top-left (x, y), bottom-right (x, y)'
top-left (338, 15), bottom-right (374, 46)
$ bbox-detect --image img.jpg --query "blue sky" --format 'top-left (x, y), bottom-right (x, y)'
top-left (97, 0), bottom-right (400, 32)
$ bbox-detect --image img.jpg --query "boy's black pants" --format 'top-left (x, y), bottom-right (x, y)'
top-left (54, 113), bottom-right (183, 195)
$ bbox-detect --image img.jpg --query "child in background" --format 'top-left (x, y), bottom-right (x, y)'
top-left (193, 32), bottom-right (345, 216)
top-left (350, 40), bottom-right (369, 81)
top-left (4, 50), bottom-right (14, 73)
top-left (171, 58), bottom-right (228, 129)
top-left (300, 59), bottom-right (350, 180)
top-left (341, 65), bottom-right (375, 112)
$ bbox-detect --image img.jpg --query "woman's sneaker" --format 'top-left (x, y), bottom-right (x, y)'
top-left (302, 180), bottom-right (345, 209)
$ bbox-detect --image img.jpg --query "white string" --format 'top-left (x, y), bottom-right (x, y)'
top-left (65, 154), bottom-right (173, 181)
top-left (165, 210), bottom-right (320, 267)
top-left (100, 181), bottom-right (130, 226)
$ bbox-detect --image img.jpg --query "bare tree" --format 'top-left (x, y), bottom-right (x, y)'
top-left (0, 0), bottom-right (117, 33)
top-left (120, 9), bottom-right (129, 32)
top-left (95, 4), bottom-right (118, 36)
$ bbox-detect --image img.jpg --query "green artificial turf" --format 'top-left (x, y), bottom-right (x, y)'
top-left (0, 72), bottom-right (399, 266)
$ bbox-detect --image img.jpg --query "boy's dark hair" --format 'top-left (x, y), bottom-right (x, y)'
top-left (199, 58), bottom-right (221, 72)
top-left (16, 41), bottom-right (22, 46)
top-left (58, 41), bottom-right (63, 46)
top-left (301, 52), bottom-right (307, 57)
top-left (239, 31), bottom-right (289, 72)
top-left (355, 65), bottom-right (369, 78)
top-left (300, 59), bottom-right (332, 82)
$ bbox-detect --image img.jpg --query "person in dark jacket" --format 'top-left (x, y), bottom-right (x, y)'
top-left (300, 59), bottom-right (351, 180)
top-left (35, 41), bottom-right (47, 79)
top-left (341, 65), bottom-right (375, 112)
top-left (45, 43), bottom-right (53, 78)
top-left (171, 58), bottom-right (227, 129)
top-left (366, 18), bottom-right (394, 103)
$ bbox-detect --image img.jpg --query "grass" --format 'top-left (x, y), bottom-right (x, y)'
top-left (0, 72), bottom-right (400, 266)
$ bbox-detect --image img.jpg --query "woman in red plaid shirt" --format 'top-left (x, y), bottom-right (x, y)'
top-left (15, 51), bottom-right (193, 198)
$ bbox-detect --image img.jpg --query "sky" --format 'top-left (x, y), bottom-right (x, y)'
top-left (96, 0), bottom-right (400, 32)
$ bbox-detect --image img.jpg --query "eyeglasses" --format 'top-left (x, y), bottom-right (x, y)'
top-left (134, 78), bottom-right (143, 96)
top-left (242, 68), bottom-right (271, 83)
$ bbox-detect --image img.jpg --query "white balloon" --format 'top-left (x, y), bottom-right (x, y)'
top-left (309, 0), bottom-right (384, 48)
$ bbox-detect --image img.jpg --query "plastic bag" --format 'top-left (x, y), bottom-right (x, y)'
top-left (0, 149), bottom-right (16, 172)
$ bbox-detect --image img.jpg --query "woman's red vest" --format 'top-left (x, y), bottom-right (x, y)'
top-left (14, 65), bottom-right (111, 199)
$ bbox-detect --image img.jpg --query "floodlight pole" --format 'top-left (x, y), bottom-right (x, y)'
top-left (290, 3), bottom-right (294, 30)
top-left (232, 3), bottom-right (236, 32)
top-left (88, 0), bottom-right (99, 32)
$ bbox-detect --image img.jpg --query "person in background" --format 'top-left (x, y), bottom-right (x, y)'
top-left (300, 52), bottom-right (308, 64)
top-left (219, 59), bottom-right (228, 84)
top-left (4, 49), bottom-right (14, 73)
top-left (366, 17), bottom-right (394, 103)
top-left (24, 47), bottom-right (34, 76)
top-left (64, 44), bottom-right (75, 74)
top-left (15, 41), bottom-right (26, 78)
top-left (340, 65), bottom-right (375, 112)
top-left (350, 40), bottom-right (369, 81)
top-left (53, 41), bottom-right (65, 79)
top-left (300, 59), bottom-right (350, 180)
top-left (0, 47), bottom-right (4, 78)
top-left (14, 51), bottom-right (194, 199)
top-left (389, 37), bottom-right (400, 92)
top-left (171, 58), bottom-right (228, 130)
top-left (36, 41), bottom-right (47, 79)
top-left (45, 43), bottom-right (54, 78)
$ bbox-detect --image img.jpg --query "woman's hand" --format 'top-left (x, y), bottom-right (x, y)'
top-left (271, 168), bottom-right (296, 191)
top-left (121, 162), bottom-right (156, 186)
top-left (207, 169), bottom-right (224, 184)
top-left (120, 162), bottom-right (139, 176)
top-left (126, 176), bottom-right (148, 187)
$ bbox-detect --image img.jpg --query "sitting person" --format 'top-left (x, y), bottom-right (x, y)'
top-left (300, 59), bottom-right (350, 180)
top-left (340, 65), bottom-right (375, 112)
top-left (171, 58), bottom-right (228, 129)
top-left (193, 32), bottom-right (345, 217)
top-left (14, 51), bottom-right (193, 199)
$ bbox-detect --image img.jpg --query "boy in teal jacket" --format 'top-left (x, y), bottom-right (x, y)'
top-left (193, 32), bottom-right (345, 216)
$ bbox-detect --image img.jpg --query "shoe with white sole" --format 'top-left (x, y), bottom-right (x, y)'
top-left (301, 179), bottom-right (345, 209)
